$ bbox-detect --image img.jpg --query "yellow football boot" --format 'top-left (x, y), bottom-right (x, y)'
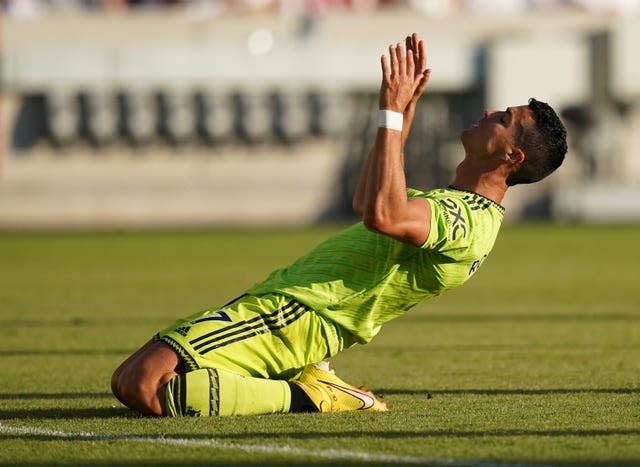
top-left (292, 362), bottom-right (388, 413)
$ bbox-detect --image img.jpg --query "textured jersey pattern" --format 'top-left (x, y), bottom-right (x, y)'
top-left (247, 187), bottom-right (505, 343)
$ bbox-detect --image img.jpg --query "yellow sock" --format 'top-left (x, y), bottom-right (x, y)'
top-left (165, 368), bottom-right (291, 417)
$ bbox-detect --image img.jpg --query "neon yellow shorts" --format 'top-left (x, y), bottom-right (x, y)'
top-left (156, 294), bottom-right (347, 381)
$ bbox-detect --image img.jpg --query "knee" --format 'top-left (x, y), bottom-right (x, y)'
top-left (111, 361), bottom-right (165, 416)
top-left (110, 341), bottom-right (180, 416)
top-left (111, 367), bottom-right (123, 402)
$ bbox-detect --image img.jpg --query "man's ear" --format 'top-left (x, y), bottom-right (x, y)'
top-left (506, 147), bottom-right (525, 167)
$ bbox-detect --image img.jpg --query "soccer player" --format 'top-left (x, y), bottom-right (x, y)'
top-left (111, 33), bottom-right (567, 417)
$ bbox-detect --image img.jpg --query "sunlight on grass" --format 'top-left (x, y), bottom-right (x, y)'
top-left (1, 225), bottom-right (639, 465)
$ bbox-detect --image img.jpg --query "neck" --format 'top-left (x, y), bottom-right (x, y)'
top-left (450, 162), bottom-right (509, 205)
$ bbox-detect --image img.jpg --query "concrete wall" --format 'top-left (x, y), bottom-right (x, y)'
top-left (2, 10), bottom-right (639, 227)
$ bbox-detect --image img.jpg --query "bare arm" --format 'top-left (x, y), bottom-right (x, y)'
top-left (353, 34), bottom-right (430, 215)
top-left (353, 34), bottom-right (432, 247)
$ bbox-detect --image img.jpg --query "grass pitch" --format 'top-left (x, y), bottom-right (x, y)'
top-left (0, 224), bottom-right (638, 466)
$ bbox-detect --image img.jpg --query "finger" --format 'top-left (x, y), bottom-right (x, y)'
top-left (418, 39), bottom-right (427, 72)
top-left (411, 69), bottom-right (431, 100)
top-left (419, 68), bottom-right (432, 89)
top-left (396, 42), bottom-right (406, 77)
top-left (405, 35), bottom-right (412, 53)
top-left (407, 49), bottom-right (415, 81)
top-left (412, 32), bottom-right (419, 54)
top-left (389, 44), bottom-right (399, 77)
top-left (381, 54), bottom-right (391, 83)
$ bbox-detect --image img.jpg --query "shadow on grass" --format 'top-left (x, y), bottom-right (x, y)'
top-left (0, 319), bottom-right (159, 328)
top-left (0, 349), bottom-right (134, 357)
top-left (0, 392), bottom-right (114, 400)
top-left (0, 407), bottom-right (133, 420)
top-left (0, 391), bottom-right (133, 420)
top-left (2, 425), bottom-right (638, 441)
top-left (404, 312), bottom-right (640, 323)
top-left (3, 311), bottom-right (638, 330)
top-left (377, 387), bottom-right (640, 396)
top-left (379, 343), bottom-right (640, 351)
top-left (204, 428), bottom-right (640, 440)
top-left (126, 428), bottom-right (640, 443)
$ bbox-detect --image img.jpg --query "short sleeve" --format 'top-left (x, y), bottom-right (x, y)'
top-left (419, 196), bottom-right (472, 254)
top-left (407, 187), bottom-right (425, 199)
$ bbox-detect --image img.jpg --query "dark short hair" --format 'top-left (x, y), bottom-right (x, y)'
top-left (506, 98), bottom-right (568, 186)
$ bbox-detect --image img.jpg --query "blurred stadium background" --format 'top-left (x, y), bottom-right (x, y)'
top-left (2, 0), bottom-right (640, 228)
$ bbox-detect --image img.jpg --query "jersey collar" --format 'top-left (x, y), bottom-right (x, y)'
top-left (446, 186), bottom-right (506, 214)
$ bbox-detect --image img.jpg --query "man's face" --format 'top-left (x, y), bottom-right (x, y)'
top-left (460, 105), bottom-right (534, 160)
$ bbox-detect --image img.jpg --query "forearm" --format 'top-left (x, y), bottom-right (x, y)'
top-left (354, 106), bottom-right (413, 215)
top-left (354, 33), bottom-right (432, 244)
top-left (401, 101), bottom-right (417, 148)
top-left (361, 128), bottom-right (408, 227)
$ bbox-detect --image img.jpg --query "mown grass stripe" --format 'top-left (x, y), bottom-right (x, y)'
top-left (0, 422), bottom-right (552, 467)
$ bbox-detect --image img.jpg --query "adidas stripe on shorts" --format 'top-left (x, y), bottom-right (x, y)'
top-left (156, 293), bottom-right (347, 381)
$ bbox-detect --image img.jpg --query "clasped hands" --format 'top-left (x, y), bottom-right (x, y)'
top-left (379, 33), bottom-right (432, 114)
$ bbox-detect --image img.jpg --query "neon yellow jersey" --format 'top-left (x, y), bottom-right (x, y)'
top-left (247, 187), bottom-right (505, 344)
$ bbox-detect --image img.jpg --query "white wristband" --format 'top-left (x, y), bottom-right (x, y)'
top-left (378, 109), bottom-right (403, 132)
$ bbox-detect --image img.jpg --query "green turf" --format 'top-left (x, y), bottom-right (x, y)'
top-left (0, 225), bottom-right (638, 466)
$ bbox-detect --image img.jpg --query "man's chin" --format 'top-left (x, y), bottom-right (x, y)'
top-left (459, 132), bottom-right (473, 154)
top-left (459, 129), bottom-right (470, 143)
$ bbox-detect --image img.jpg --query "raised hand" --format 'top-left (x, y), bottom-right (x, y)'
top-left (379, 36), bottom-right (430, 113)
